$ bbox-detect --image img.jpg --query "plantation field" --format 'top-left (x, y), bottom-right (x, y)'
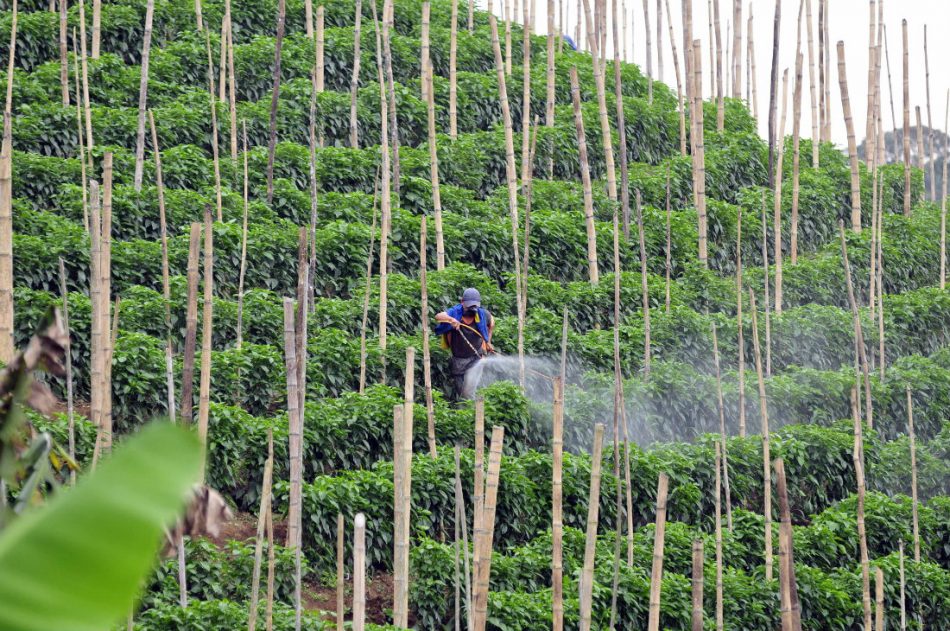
top-left (2, 0), bottom-right (950, 629)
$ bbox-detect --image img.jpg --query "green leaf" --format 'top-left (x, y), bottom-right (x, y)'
top-left (0, 422), bottom-right (203, 631)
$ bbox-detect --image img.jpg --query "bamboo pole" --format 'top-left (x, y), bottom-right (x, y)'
top-left (349, 0), bottom-right (363, 148)
top-left (0, 113), bottom-right (11, 364)
top-left (691, 539), bottom-right (704, 631)
top-left (552, 376), bottom-right (564, 631)
top-left (578, 423), bottom-right (604, 631)
top-left (693, 40), bottom-right (708, 268)
top-left (608, 205), bottom-right (624, 630)
top-left (805, 0), bottom-right (818, 167)
top-left (760, 192), bottom-right (772, 376)
top-left (99, 154), bottom-right (114, 457)
top-left (851, 359), bottom-right (873, 630)
top-left (88, 181), bottom-right (102, 454)
top-left (373, 0), bottom-right (391, 373)
top-left (180, 223), bottom-right (202, 425)
top-left (472, 397), bottom-right (485, 614)
top-left (767, 0), bottom-right (782, 188)
top-left (748, 289), bottom-right (773, 581)
top-left (58, 0), bottom-right (68, 105)
top-left (579, 0), bottom-right (618, 201)
top-left (423, 14), bottom-right (446, 272)
top-left (202, 33), bottom-right (223, 221)
top-left (569, 67), bottom-right (600, 284)
top-left (237, 122), bottom-right (249, 348)
top-left (943, 90), bottom-right (949, 290)
top-left (77, 0), bottom-right (93, 165)
top-left (520, 0), bottom-right (533, 200)
top-left (732, 0), bottom-right (741, 98)
top-left (774, 68), bottom-right (789, 313)
top-left (683, 0), bottom-right (693, 107)
top-left (899, 541), bottom-right (906, 630)
top-left (57, 259), bottom-right (75, 486)
top-left (293, 230), bottom-right (308, 631)
top-left (839, 222), bottom-right (873, 428)
top-left (450, 0), bottom-right (459, 139)
top-left (664, 0), bottom-right (687, 156)
top-left (665, 166), bottom-right (672, 311)
top-left (791, 48), bottom-right (803, 263)
top-left (613, 0), bottom-right (632, 241)
top-left (518, 117), bottom-right (539, 389)
top-left (736, 210), bottom-right (746, 439)
top-left (864, 1), bottom-right (877, 177)
top-left (647, 472), bottom-right (670, 631)
top-left (149, 112), bottom-right (176, 422)
top-left (197, 205), bottom-right (214, 457)
top-left (906, 386), bottom-right (920, 562)
top-left (657, 0), bottom-right (664, 81)
top-left (643, 0), bottom-right (653, 102)
top-left (266, 0), bottom-right (287, 204)
top-left (265, 432), bottom-right (276, 628)
top-left (545, 0), bottom-right (556, 175)
top-left (714, 442), bottom-right (723, 630)
top-left (635, 191), bottom-right (651, 373)
top-left (916, 107), bottom-right (925, 199)
top-left (837, 42), bottom-right (862, 232)
top-left (748, 5), bottom-right (757, 122)
top-left (473, 426), bottom-right (505, 631)
top-left (489, 16), bottom-right (526, 368)
top-left (393, 347), bottom-right (415, 627)
top-left (247, 454), bottom-right (273, 631)
top-left (383, 0), bottom-right (401, 198)
top-left (901, 20), bottom-right (910, 215)
top-left (822, 0), bottom-right (830, 142)
top-left (713, 0), bottom-right (723, 130)
top-left (711, 326), bottom-right (732, 529)
top-left (925, 25), bottom-right (935, 202)
top-left (316, 6), bottom-right (325, 147)
top-left (420, 218), bottom-right (437, 458)
top-left (358, 175), bottom-right (380, 392)
top-left (875, 567), bottom-right (884, 631)
top-left (336, 514), bottom-right (345, 631)
top-left (504, 0), bottom-right (512, 76)
top-left (775, 457), bottom-right (802, 631)
top-left (194, 0), bottom-right (203, 31)
top-left (817, 0), bottom-right (824, 137)
top-left (352, 513), bottom-right (366, 631)
top-left (92, 0), bottom-right (101, 58)
top-left (453, 446), bottom-right (472, 631)
top-left (883, 23), bottom-right (898, 161)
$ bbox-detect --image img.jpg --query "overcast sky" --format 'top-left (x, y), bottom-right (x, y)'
top-left (481, 0), bottom-right (949, 149)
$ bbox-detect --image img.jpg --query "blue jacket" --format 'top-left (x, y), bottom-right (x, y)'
top-left (434, 304), bottom-right (491, 343)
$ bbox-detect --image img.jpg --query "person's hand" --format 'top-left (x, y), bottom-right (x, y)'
top-left (450, 317), bottom-right (461, 330)
top-left (484, 341), bottom-right (495, 354)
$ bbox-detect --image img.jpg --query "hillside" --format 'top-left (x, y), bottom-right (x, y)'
top-left (1, 0), bottom-right (949, 629)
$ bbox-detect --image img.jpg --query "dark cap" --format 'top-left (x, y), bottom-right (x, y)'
top-left (461, 287), bottom-right (481, 308)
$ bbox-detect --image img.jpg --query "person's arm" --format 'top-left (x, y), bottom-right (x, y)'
top-left (435, 311), bottom-right (461, 329)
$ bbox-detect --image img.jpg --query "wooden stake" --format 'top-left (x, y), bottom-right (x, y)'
top-left (664, 0), bottom-right (687, 156)
top-left (247, 453), bottom-right (273, 631)
top-left (647, 472), bottom-right (670, 631)
top-left (906, 386), bottom-right (920, 562)
top-left (683, 0), bottom-right (694, 106)
top-left (423, 9), bottom-right (446, 271)
top-left (452, 446), bottom-right (472, 631)
top-left (489, 15), bottom-right (526, 366)
top-left (822, 0), bottom-right (830, 141)
top-left (899, 541), bottom-right (906, 630)
top-left (349, 0), bottom-right (364, 148)
top-left (665, 165), bottom-right (672, 311)
top-left (748, 5), bottom-right (758, 122)
top-left (91, 0), bottom-right (101, 58)
top-left (713, 0), bottom-right (724, 130)
top-left (203, 33), bottom-right (223, 221)
top-left (636, 191), bottom-right (651, 373)
top-left (372, 0), bottom-right (391, 370)
top-left (864, 1), bottom-right (878, 178)
top-left (57, 259), bottom-right (76, 486)
top-left (839, 222), bottom-right (873, 428)
top-left (0, 112), bottom-right (11, 363)
top-left (579, 0), bottom-right (618, 200)
top-left (712, 326), bottom-right (732, 529)
top-left (835, 42), bottom-right (862, 232)
top-left (237, 121), bottom-right (249, 348)
top-left (336, 514), bottom-right (344, 630)
top-left (791, 47), bottom-right (803, 263)
top-left (99, 154), bottom-right (114, 457)
top-left (180, 223), bottom-right (201, 425)
top-left (767, 0), bottom-right (783, 188)
top-left (149, 112), bottom-right (176, 422)
top-left (613, 0), bottom-right (632, 241)
top-left (852, 366), bottom-right (873, 629)
top-left (552, 377), bottom-right (565, 631)
top-left (643, 0), bottom-right (654, 102)
top-left (916, 107), bottom-right (925, 199)
top-left (732, 0), bottom-right (741, 98)
top-left (265, 434), bottom-right (275, 627)
top-left (901, 20), bottom-right (911, 215)
top-left (608, 205), bottom-right (624, 630)
top-left (736, 209), bottom-right (746, 439)
top-left (569, 67), bottom-right (600, 284)
top-left (88, 180), bottom-right (102, 457)
top-left (943, 89), bottom-right (949, 290)
top-left (817, 0), bottom-right (824, 137)
top-left (266, 0), bottom-right (287, 204)
top-left (691, 539), bottom-right (704, 631)
top-left (472, 397), bottom-right (485, 614)
top-left (775, 457), bottom-right (802, 631)
top-left (578, 423), bottom-right (604, 631)
top-left (520, 0), bottom-right (533, 198)
top-left (875, 566), bottom-right (884, 631)
top-left (749, 289), bottom-right (773, 581)
top-left (805, 0), bottom-right (818, 167)
top-left (774, 68), bottom-right (789, 313)
top-left (352, 513), bottom-right (366, 631)
top-left (883, 23), bottom-right (899, 161)
top-left (358, 175), bottom-right (380, 392)
top-left (197, 206), bottom-right (214, 457)
top-left (70, 33), bottom-right (89, 232)
top-left (714, 442), bottom-right (723, 630)
top-left (381, 0), bottom-right (401, 198)
top-left (316, 6), bottom-right (325, 147)
top-left (420, 218), bottom-right (437, 458)
top-left (294, 231), bottom-right (309, 631)
top-left (393, 348), bottom-right (416, 627)
top-left (450, 0), bottom-right (459, 139)
top-left (473, 426), bottom-right (505, 631)
top-left (925, 25), bottom-right (935, 202)
top-left (692, 40), bottom-right (708, 268)
top-left (759, 191), bottom-right (772, 376)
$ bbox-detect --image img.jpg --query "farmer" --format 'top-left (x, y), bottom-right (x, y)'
top-left (434, 288), bottom-right (495, 400)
